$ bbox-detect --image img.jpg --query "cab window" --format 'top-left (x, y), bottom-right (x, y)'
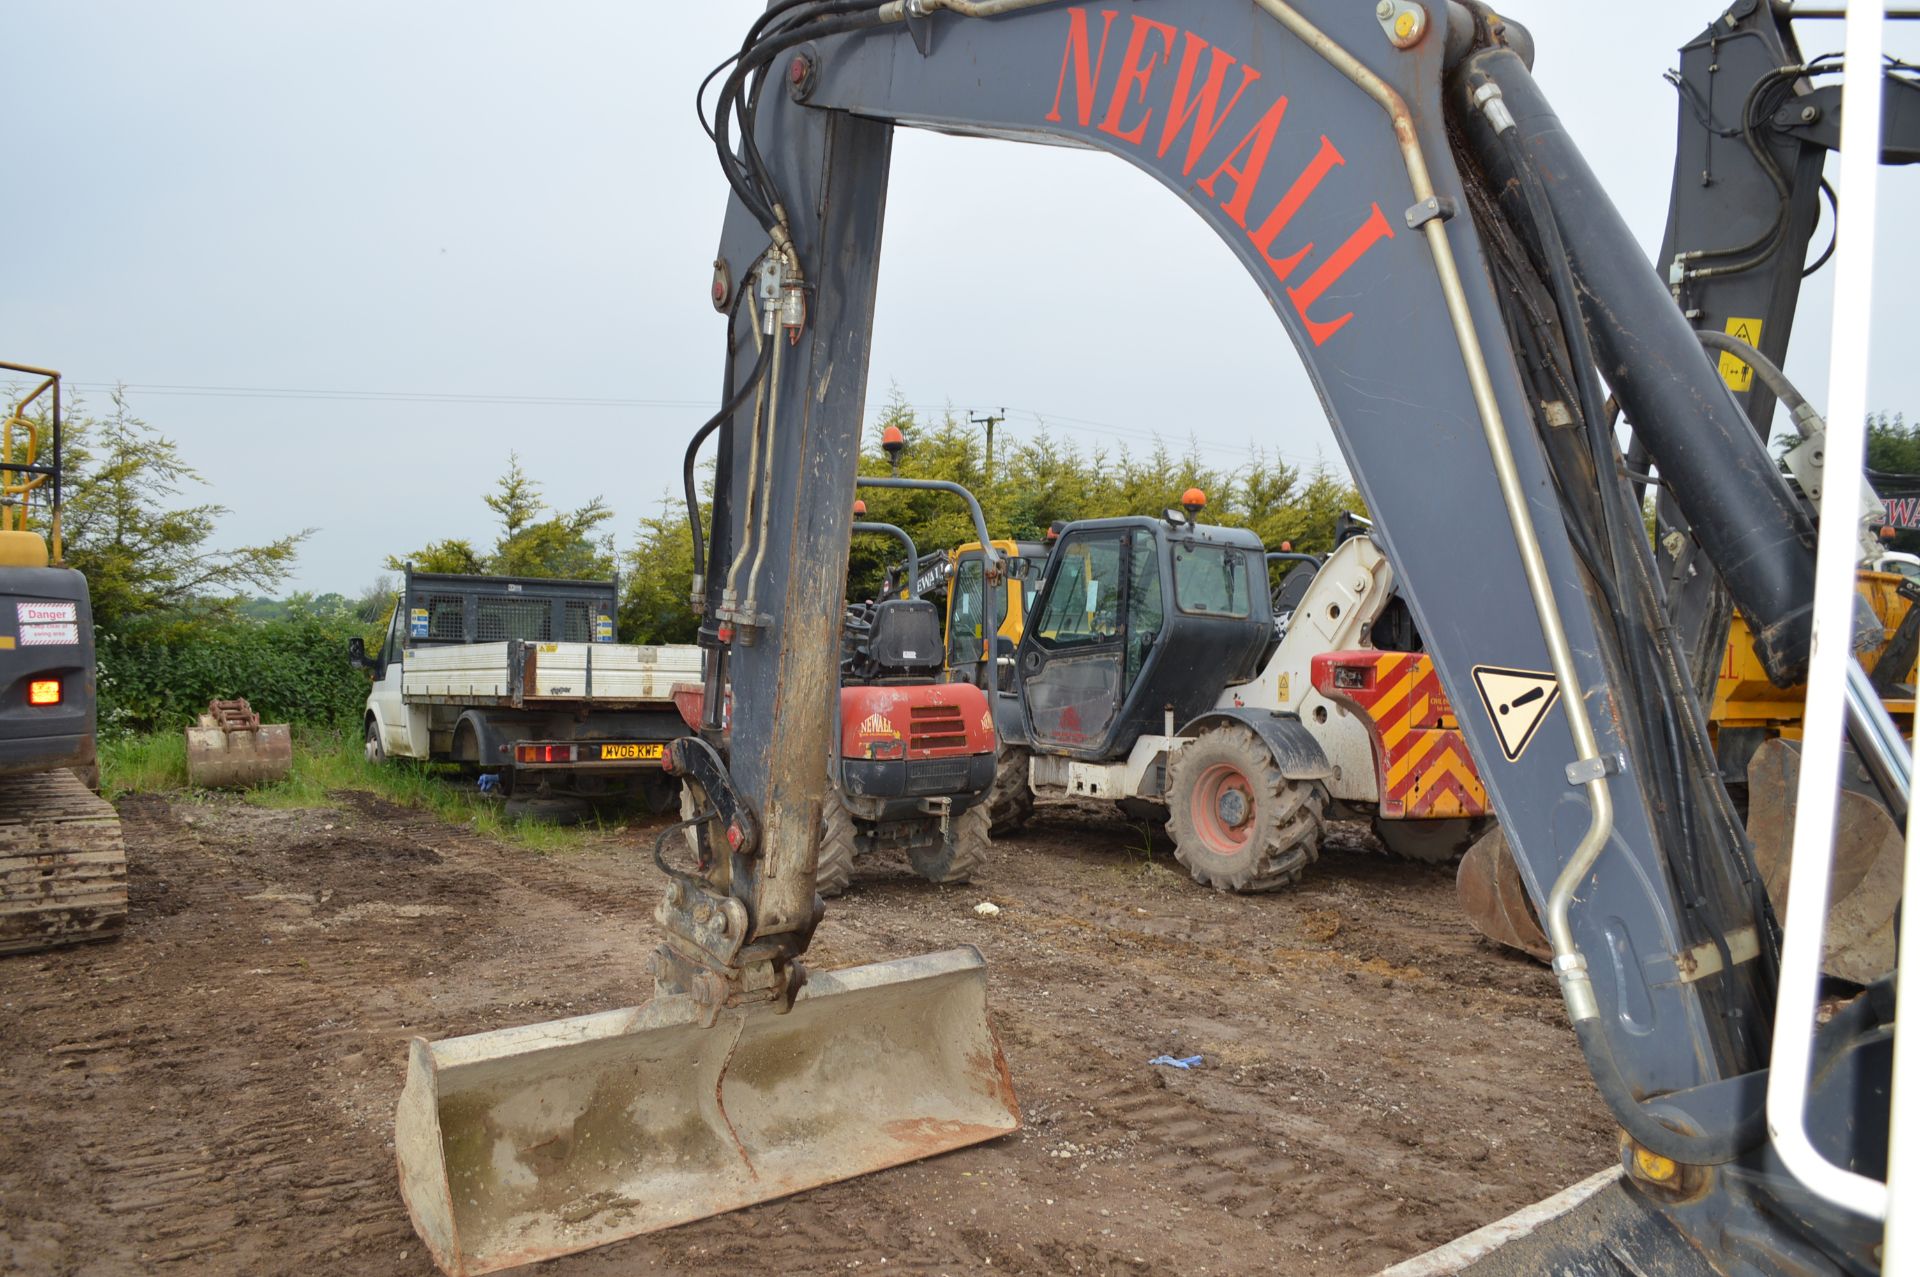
top-left (949, 556), bottom-right (987, 667)
top-left (1125, 534), bottom-right (1163, 687)
top-left (1033, 536), bottom-right (1124, 646)
top-left (1173, 543), bottom-right (1251, 618)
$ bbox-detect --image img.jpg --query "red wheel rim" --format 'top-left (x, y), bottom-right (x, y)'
top-left (1190, 762), bottom-right (1255, 855)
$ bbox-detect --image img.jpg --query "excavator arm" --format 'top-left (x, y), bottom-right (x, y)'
top-left (680, 1), bottom-right (1897, 1271)
top-left (390, 4), bottom-right (1903, 1273)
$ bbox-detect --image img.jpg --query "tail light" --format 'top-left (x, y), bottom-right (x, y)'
top-left (515, 744), bottom-right (576, 764)
top-left (28, 679), bottom-right (61, 706)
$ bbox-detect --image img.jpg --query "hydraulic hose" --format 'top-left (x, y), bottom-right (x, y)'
top-left (1573, 1020), bottom-right (1766, 1165)
top-left (1695, 329), bottom-right (1823, 439)
top-left (1486, 86), bottom-right (1769, 1166)
top-left (685, 327), bottom-right (772, 596)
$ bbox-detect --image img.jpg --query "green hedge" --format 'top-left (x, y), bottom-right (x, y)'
top-left (98, 613), bottom-right (369, 734)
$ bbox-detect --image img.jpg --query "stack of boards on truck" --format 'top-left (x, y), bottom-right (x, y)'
top-left (350, 569), bottom-right (701, 819)
top-left (0, 363), bottom-right (124, 956)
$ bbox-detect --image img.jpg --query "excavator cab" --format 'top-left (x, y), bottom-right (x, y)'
top-left (945, 538), bottom-right (1046, 685)
top-left (1015, 514), bottom-right (1271, 759)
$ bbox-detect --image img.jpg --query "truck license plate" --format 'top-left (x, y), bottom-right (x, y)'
top-left (599, 743), bottom-right (664, 761)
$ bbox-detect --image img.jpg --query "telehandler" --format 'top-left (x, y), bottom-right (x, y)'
top-left (395, 4), bottom-right (1915, 1274)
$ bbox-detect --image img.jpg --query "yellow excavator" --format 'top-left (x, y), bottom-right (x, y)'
top-left (0, 363), bottom-right (126, 955)
top-left (393, 4), bottom-right (1914, 1275)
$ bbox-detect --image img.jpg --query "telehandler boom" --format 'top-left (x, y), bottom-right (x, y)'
top-left (395, 3), bottom-right (1914, 1274)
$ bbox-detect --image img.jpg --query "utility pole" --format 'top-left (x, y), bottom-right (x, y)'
top-left (970, 408), bottom-right (1007, 483)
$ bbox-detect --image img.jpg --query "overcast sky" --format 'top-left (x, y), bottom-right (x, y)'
top-left (2, 2), bottom-right (1914, 593)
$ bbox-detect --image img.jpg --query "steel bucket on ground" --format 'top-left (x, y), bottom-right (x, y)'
top-left (184, 699), bottom-right (292, 788)
top-left (394, 945), bottom-right (1019, 1276)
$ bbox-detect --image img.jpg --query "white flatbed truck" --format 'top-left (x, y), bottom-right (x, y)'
top-left (349, 571), bottom-right (701, 810)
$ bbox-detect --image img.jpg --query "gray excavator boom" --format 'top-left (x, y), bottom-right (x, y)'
top-left (396, 2), bottom-right (1906, 1272)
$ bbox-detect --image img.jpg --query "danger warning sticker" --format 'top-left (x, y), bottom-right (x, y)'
top-left (16, 601), bottom-right (76, 625)
top-left (19, 622), bottom-right (79, 646)
top-left (1470, 665), bottom-right (1562, 762)
top-left (1717, 317), bottom-right (1764, 393)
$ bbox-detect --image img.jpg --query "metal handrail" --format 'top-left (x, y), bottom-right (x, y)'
top-left (855, 476), bottom-right (999, 689)
top-left (1766, 0), bottom-right (1894, 1227)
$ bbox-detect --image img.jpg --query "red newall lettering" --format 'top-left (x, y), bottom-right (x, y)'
top-left (1286, 202), bottom-right (1397, 346)
top-left (1157, 33), bottom-right (1262, 177)
top-left (1196, 94), bottom-right (1289, 229)
top-left (1047, 7), bottom-right (1120, 128)
top-left (1098, 16), bottom-right (1179, 144)
top-left (1249, 134), bottom-right (1345, 277)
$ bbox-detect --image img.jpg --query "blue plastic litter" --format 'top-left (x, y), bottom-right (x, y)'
top-left (1148, 1054), bottom-right (1203, 1070)
top-left (477, 773), bottom-right (502, 794)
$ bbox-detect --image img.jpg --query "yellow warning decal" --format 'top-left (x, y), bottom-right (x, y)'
top-left (1470, 665), bottom-right (1562, 763)
top-left (1717, 317), bottom-right (1764, 393)
top-left (1276, 671), bottom-right (1292, 705)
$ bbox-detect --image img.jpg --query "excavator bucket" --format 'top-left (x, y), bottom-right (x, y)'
top-left (184, 698), bottom-right (291, 788)
top-left (1745, 737), bottom-right (1904, 985)
top-left (395, 945), bottom-right (1019, 1276)
top-left (1455, 825), bottom-right (1551, 962)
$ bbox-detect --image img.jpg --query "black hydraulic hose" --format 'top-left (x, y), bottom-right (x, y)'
top-left (686, 331), bottom-right (773, 586)
top-left (1572, 1020), bottom-right (1766, 1165)
top-left (1492, 128), bottom-right (1770, 1164)
top-left (713, 4), bottom-right (890, 236)
top-left (1494, 125), bottom-right (1708, 917)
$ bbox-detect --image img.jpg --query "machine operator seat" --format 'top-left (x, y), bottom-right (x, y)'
top-left (863, 598), bottom-right (945, 681)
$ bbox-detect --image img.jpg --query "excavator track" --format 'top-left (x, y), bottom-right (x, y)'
top-left (0, 768), bottom-right (127, 956)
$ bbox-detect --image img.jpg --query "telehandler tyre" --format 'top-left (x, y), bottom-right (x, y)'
top-left (1372, 816), bottom-right (1485, 864)
top-left (1167, 724), bottom-right (1323, 892)
top-left (987, 745), bottom-right (1035, 834)
top-left (910, 800), bottom-right (991, 886)
top-left (817, 785), bottom-right (857, 898)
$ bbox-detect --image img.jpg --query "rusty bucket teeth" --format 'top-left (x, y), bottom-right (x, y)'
top-left (395, 945), bottom-right (1019, 1276)
top-left (1456, 825), bottom-right (1552, 962)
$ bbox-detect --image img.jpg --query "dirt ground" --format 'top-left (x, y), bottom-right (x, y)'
top-left (0, 789), bottom-right (1616, 1276)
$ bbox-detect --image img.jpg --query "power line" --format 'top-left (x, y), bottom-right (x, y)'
top-left (61, 378), bottom-right (1341, 473)
top-left (66, 381), bottom-right (711, 409)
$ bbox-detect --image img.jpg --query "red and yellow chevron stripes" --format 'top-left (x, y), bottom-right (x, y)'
top-left (1309, 650), bottom-right (1489, 820)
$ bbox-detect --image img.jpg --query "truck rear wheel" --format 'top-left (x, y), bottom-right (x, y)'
top-left (817, 784), bottom-right (857, 898)
top-left (987, 746), bottom-right (1035, 834)
top-left (909, 801), bottom-right (990, 886)
top-left (1167, 725), bottom-right (1323, 892)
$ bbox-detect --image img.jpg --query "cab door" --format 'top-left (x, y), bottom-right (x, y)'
top-left (1017, 530), bottom-right (1158, 758)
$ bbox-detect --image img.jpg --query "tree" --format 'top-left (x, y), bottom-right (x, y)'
top-left (57, 392), bottom-right (309, 633)
top-left (387, 539), bottom-right (485, 575)
top-left (388, 453), bottom-right (615, 580)
top-left (620, 500), bottom-right (701, 644)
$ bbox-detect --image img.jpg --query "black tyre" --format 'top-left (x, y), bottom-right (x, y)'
top-left (1166, 724), bottom-right (1324, 892)
top-left (987, 746), bottom-right (1035, 834)
top-left (1372, 816), bottom-right (1484, 864)
top-left (364, 716), bottom-right (386, 765)
top-left (816, 784), bottom-right (857, 898)
top-left (504, 795), bottom-right (591, 825)
top-left (909, 801), bottom-right (991, 886)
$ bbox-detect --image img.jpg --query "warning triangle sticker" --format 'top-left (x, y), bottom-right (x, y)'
top-left (1470, 665), bottom-right (1562, 762)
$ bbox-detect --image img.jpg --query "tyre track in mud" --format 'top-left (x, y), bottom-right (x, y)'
top-left (0, 791), bottom-right (1613, 1277)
